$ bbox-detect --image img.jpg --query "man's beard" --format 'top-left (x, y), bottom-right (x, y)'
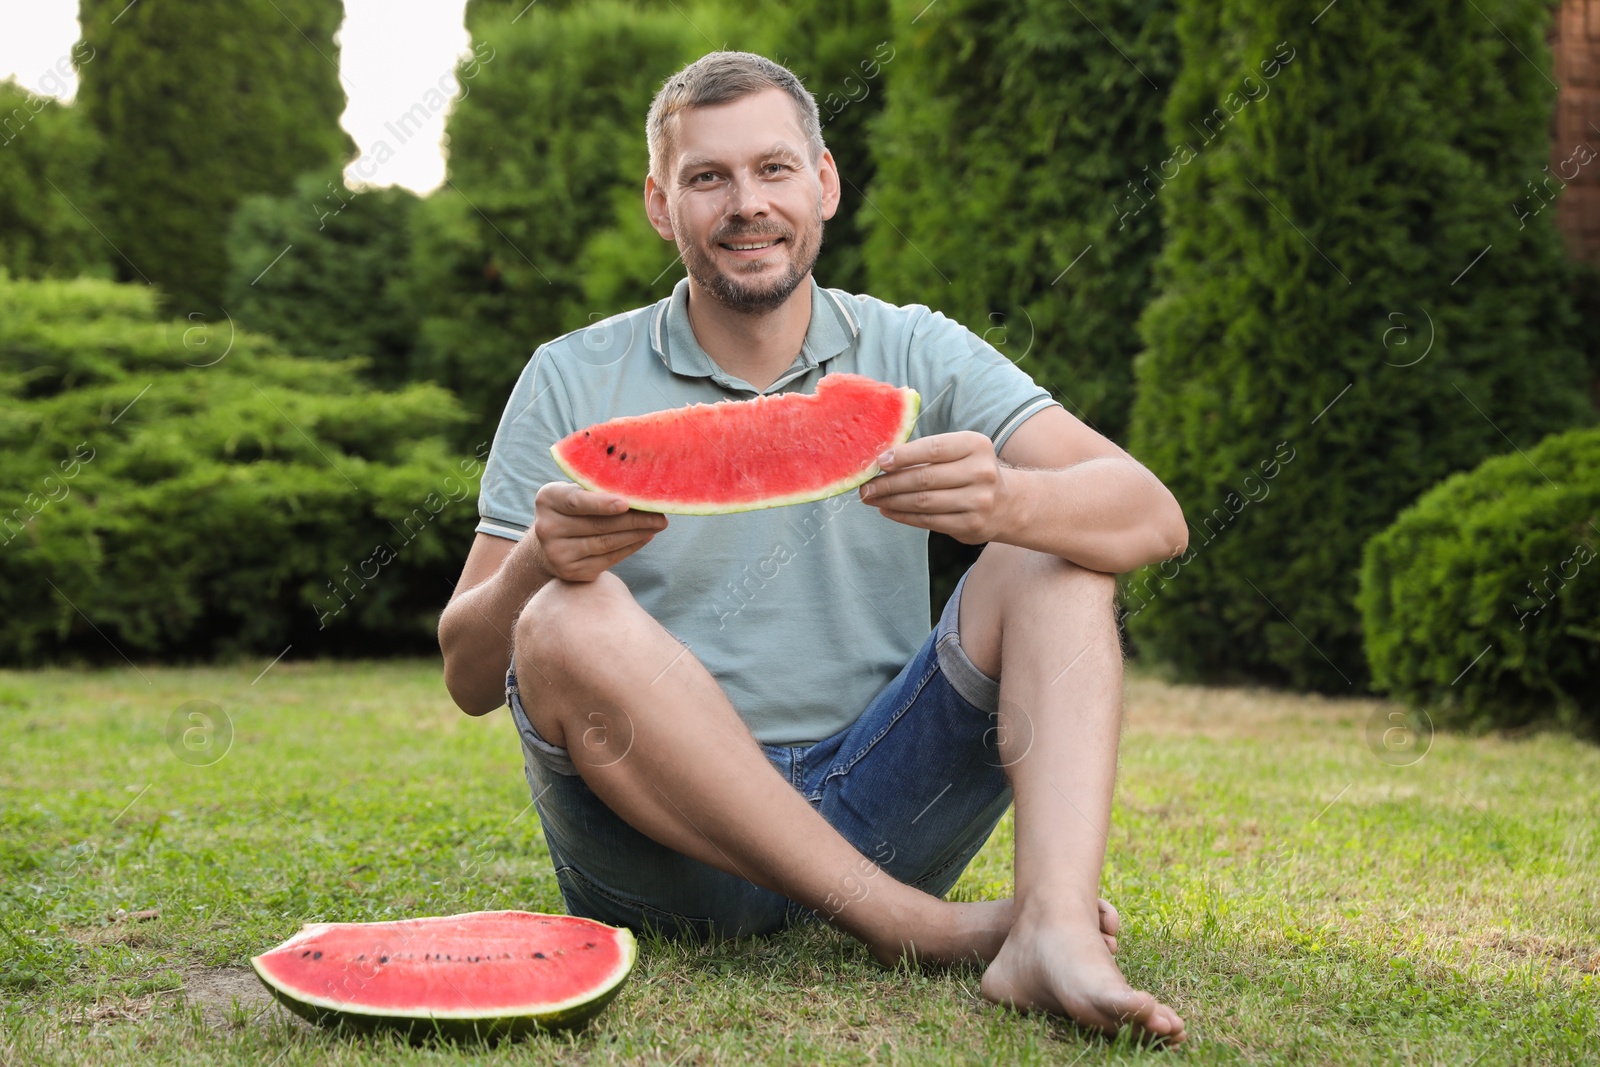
top-left (676, 197), bottom-right (825, 315)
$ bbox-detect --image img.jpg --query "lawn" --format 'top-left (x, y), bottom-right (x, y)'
top-left (1, 658), bottom-right (1595, 1065)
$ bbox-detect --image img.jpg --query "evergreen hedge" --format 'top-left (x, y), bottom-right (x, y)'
top-left (0, 273), bottom-right (478, 664)
top-left (75, 0), bottom-right (354, 315)
top-left (1359, 428), bottom-right (1600, 734)
top-left (860, 0), bottom-right (1179, 443)
top-left (1125, 0), bottom-right (1594, 690)
top-left (0, 79), bottom-right (108, 281)
top-left (224, 169), bottom-right (421, 388)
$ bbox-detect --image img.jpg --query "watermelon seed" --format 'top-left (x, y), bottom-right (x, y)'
top-left (379, 956), bottom-right (388, 964)
top-left (534, 952), bottom-right (546, 959)
top-left (312, 951), bottom-right (322, 959)
top-left (586, 942), bottom-right (595, 949)
top-left (607, 445), bottom-right (615, 455)
top-left (620, 452), bottom-right (627, 460)
top-left (300, 951), bottom-right (310, 958)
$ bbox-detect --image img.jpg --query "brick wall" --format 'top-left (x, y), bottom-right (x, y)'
top-left (1549, 0), bottom-right (1600, 263)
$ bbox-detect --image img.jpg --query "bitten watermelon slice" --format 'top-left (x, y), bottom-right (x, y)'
top-left (550, 372), bottom-right (920, 514)
top-left (250, 910), bottom-right (636, 1041)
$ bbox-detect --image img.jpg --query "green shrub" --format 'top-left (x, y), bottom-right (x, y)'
top-left (1359, 428), bottom-right (1600, 733)
top-left (861, 0), bottom-right (1178, 443)
top-left (1125, 0), bottom-right (1594, 690)
top-left (224, 168), bottom-right (421, 388)
top-left (75, 0), bottom-right (354, 315)
top-left (0, 273), bottom-right (479, 664)
top-left (0, 78), bottom-right (108, 280)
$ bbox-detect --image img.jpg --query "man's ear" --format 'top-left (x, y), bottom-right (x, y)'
top-left (817, 149), bottom-right (842, 223)
top-left (644, 176), bottom-right (675, 240)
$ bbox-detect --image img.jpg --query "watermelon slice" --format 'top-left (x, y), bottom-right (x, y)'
top-left (550, 372), bottom-right (920, 514)
top-left (250, 910), bottom-right (636, 1041)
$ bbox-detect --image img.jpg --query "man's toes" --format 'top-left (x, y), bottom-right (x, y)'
top-left (1102, 933), bottom-right (1118, 955)
top-left (1109, 990), bottom-right (1159, 1027)
top-left (1110, 990), bottom-right (1188, 1045)
top-left (1140, 1004), bottom-right (1186, 1045)
top-left (1097, 898), bottom-right (1121, 937)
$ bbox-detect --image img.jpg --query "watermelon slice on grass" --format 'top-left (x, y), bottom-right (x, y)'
top-left (551, 372), bottom-right (921, 515)
top-left (250, 910), bottom-right (636, 1041)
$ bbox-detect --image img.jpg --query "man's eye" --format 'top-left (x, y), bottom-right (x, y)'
top-left (692, 172), bottom-right (717, 183)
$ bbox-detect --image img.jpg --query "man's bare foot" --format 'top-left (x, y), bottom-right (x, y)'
top-left (863, 897), bottom-right (1122, 967)
top-left (980, 908), bottom-right (1185, 1046)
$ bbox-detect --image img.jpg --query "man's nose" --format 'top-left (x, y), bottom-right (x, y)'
top-left (726, 172), bottom-right (770, 218)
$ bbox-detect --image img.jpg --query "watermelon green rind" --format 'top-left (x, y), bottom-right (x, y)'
top-left (549, 384), bottom-right (921, 516)
top-left (253, 971), bottom-right (628, 1041)
top-left (249, 911), bottom-right (637, 1041)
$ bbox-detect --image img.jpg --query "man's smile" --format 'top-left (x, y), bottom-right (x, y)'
top-left (717, 235), bottom-right (786, 256)
top-left (720, 228), bottom-right (787, 254)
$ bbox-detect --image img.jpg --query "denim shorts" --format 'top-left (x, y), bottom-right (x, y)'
top-left (504, 569), bottom-right (1013, 940)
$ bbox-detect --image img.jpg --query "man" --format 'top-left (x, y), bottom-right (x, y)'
top-left (439, 51), bottom-right (1189, 1044)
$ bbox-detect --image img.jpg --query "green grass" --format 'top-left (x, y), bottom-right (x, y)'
top-left (0, 659), bottom-right (1595, 1064)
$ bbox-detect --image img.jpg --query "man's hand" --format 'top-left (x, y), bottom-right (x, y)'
top-left (858, 431), bottom-right (1016, 545)
top-left (533, 481), bottom-right (667, 582)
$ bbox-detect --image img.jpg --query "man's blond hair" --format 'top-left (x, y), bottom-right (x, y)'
top-left (646, 51), bottom-right (825, 186)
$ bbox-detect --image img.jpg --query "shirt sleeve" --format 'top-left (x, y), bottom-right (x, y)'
top-left (903, 307), bottom-right (1061, 451)
top-left (475, 346), bottom-right (577, 542)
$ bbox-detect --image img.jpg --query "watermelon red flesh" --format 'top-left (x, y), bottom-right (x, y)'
top-left (550, 372), bottom-right (921, 515)
top-left (250, 911), bottom-right (635, 1033)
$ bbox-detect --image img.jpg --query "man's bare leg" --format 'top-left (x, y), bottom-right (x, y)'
top-left (513, 571), bottom-right (1016, 964)
top-left (956, 544), bottom-right (1186, 1044)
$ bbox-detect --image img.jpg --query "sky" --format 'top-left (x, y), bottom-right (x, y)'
top-left (0, 0), bottom-right (475, 194)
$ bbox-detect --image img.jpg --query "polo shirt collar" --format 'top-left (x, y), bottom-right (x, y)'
top-left (650, 274), bottom-right (858, 382)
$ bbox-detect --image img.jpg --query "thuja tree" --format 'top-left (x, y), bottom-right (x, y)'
top-left (75, 0), bottom-right (353, 315)
top-left (0, 79), bottom-right (108, 281)
top-left (224, 168), bottom-right (421, 388)
top-left (860, 0), bottom-right (1179, 443)
top-left (404, 0), bottom-right (702, 435)
top-left (1125, 0), bottom-right (1594, 690)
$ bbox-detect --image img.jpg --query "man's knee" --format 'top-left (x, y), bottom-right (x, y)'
top-left (959, 546), bottom-right (1118, 678)
top-left (513, 571), bottom-right (638, 680)
top-left (979, 543), bottom-right (1117, 609)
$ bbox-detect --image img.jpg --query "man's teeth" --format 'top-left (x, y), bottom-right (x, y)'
top-left (724, 239), bottom-right (779, 250)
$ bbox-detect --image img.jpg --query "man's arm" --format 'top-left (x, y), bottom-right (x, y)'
top-left (439, 532), bottom-right (543, 716)
top-left (858, 405), bottom-right (1186, 574)
top-left (439, 484), bottom-right (668, 715)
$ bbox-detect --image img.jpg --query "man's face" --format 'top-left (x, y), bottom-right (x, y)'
top-left (646, 88), bottom-right (840, 315)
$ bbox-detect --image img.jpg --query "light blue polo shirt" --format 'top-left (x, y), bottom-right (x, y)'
top-left (477, 274), bottom-right (1060, 744)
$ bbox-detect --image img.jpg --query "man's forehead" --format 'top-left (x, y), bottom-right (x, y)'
top-left (669, 91), bottom-right (809, 166)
